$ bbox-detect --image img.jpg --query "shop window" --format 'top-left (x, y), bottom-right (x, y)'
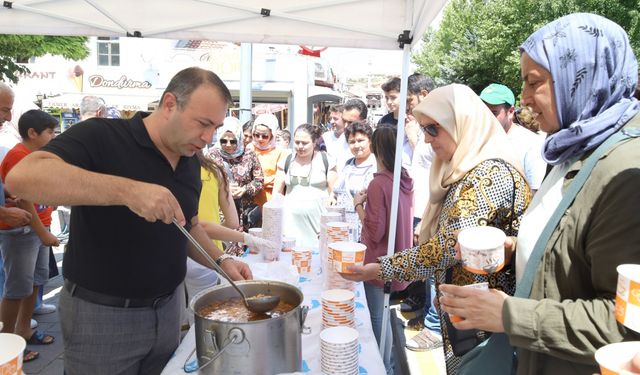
top-left (97, 37), bottom-right (120, 66)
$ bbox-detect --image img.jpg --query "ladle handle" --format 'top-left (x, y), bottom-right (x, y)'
top-left (172, 219), bottom-right (248, 302)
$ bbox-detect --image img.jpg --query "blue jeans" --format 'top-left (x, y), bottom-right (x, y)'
top-left (364, 283), bottom-right (394, 375)
top-left (424, 278), bottom-right (441, 334)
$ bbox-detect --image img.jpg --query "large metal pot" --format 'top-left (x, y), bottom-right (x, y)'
top-left (189, 280), bottom-right (307, 375)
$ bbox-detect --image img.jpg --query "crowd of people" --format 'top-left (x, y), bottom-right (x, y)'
top-left (0, 11), bottom-right (638, 375)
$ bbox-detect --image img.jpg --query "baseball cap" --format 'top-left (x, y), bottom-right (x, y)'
top-left (479, 84), bottom-right (515, 107)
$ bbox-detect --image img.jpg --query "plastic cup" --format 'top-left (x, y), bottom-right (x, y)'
top-left (448, 282), bottom-right (489, 323)
top-left (615, 264), bottom-right (640, 333)
top-left (595, 341), bottom-right (640, 375)
top-left (0, 333), bottom-right (26, 375)
top-left (247, 227), bottom-right (262, 254)
top-left (457, 226), bottom-right (506, 274)
top-left (329, 241), bottom-right (366, 273)
top-left (282, 236), bottom-right (296, 252)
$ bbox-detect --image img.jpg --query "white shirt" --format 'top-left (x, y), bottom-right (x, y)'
top-left (0, 123), bottom-right (21, 163)
top-left (507, 124), bottom-right (547, 190)
top-left (322, 130), bottom-right (351, 172)
top-left (411, 141), bottom-right (434, 219)
top-left (515, 159), bottom-right (574, 283)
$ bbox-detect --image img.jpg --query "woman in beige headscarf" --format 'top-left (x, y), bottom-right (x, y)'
top-left (342, 84), bottom-right (532, 373)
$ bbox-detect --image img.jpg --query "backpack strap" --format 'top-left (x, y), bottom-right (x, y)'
top-left (283, 153), bottom-right (293, 174)
top-left (321, 151), bottom-right (329, 177)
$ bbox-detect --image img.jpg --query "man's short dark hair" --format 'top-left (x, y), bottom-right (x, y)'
top-left (329, 104), bottom-right (344, 113)
top-left (18, 110), bottom-right (58, 139)
top-left (381, 77), bottom-right (401, 93)
top-left (344, 121), bottom-right (373, 141)
top-left (408, 73), bottom-right (435, 95)
top-left (343, 99), bottom-right (368, 120)
top-left (159, 67), bottom-right (232, 110)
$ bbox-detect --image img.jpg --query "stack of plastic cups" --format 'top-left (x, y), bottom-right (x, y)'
top-left (326, 206), bottom-right (346, 222)
top-left (247, 227), bottom-right (263, 254)
top-left (320, 326), bottom-right (359, 375)
top-left (291, 247), bottom-right (312, 274)
top-left (321, 289), bottom-right (355, 329)
top-left (325, 222), bottom-right (354, 290)
top-left (319, 212), bottom-right (342, 270)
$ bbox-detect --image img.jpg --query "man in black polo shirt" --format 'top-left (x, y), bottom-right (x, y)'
top-left (5, 67), bottom-right (253, 375)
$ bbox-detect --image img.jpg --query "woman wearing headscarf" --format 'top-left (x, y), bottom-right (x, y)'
top-left (439, 13), bottom-right (640, 375)
top-left (273, 123), bottom-right (338, 248)
top-left (342, 83), bottom-right (531, 372)
top-left (251, 114), bottom-right (287, 207)
top-left (208, 118), bottom-right (264, 246)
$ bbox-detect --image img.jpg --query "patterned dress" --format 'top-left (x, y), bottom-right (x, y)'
top-left (208, 148), bottom-right (264, 255)
top-left (378, 159), bottom-right (532, 373)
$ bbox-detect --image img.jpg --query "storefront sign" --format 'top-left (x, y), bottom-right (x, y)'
top-left (16, 71), bottom-right (57, 79)
top-left (89, 75), bottom-right (152, 89)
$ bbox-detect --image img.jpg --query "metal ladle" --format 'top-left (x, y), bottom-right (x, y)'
top-left (172, 219), bottom-right (281, 314)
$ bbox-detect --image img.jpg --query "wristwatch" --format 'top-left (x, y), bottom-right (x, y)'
top-left (215, 254), bottom-right (234, 266)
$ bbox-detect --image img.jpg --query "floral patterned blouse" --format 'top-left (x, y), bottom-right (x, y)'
top-left (378, 159), bottom-right (532, 372)
top-left (208, 148), bottom-right (264, 211)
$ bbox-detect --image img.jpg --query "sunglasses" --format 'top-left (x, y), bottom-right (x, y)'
top-left (252, 133), bottom-right (270, 140)
top-left (419, 124), bottom-right (438, 137)
top-left (220, 139), bottom-right (237, 145)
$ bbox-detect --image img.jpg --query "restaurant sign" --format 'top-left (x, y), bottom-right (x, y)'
top-left (89, 75), bottom-right (152, 89)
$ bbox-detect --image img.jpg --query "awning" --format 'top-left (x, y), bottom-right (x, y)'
top-left (42, 93), bottom-right (159, 111)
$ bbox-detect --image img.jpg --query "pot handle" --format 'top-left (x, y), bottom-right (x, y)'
top-left (183, 327), bottom-right (245, 373)
top-left (300, 305), bottom-right (311, 335)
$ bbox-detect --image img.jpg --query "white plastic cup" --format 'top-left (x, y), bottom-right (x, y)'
top-left (0, 333), bottom-right (26, 375)
top-left (447, 282), bottom-right (488, 323)
top-left (595, 341), bottom-right (640, 375)
top-left (247, 227), bottom-right (263, 254)
top-left (457, 226), bottom-right (506, 274)
top-left (615, 264), bottom-right (640, 333)
top-left (282, 236), bottom-right (296, 252)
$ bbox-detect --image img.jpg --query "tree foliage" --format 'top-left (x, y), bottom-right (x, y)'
top-left (413, 0), bottom-right (640, 97)
top-left (0, 35), bottom-right (90, 83)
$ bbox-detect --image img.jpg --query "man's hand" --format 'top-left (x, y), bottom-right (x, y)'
top-left (439, 284), bottom-right (508, 332)
top-left (339, 262), bottom-right (380, 282)
top-left (221, 259), bottom-right (253, 281)
top-left (0, 206), bottom-right (32, 227)
top-left (125, 181), bottom-right (185, 225)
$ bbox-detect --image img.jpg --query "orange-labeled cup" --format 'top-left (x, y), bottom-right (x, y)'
top-left (615, 264), bottom-right (640, 333)
top-left (0, 333), bottom-right (26, 375)
top-left (447, 282), bottom-right (488, 323)
top-left (595, 341), bottom-right (640, 375)
top-left (329, 241), bottom-right (366, 274)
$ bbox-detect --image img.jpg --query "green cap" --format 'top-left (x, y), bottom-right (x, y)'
top-left (479, 83), bottom-right (515, 107)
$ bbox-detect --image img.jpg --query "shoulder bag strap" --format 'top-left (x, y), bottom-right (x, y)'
top-left (515, 129), bottom-right (636, 298)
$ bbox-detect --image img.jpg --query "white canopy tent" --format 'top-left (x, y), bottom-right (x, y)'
top-left (0, 0), bottom-right (448, 358)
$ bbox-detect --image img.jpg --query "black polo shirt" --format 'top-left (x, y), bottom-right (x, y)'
top-left (43, 112), bottom-right (201, 298)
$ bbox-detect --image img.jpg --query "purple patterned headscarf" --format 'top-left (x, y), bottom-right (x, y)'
top-left (520, 13), bottom-right (639, 165)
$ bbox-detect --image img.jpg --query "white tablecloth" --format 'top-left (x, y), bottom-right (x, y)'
top-left (161, 249), bottom-right (386, 375)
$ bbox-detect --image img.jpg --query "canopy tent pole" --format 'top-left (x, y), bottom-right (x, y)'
top-left (378, 1), bottom-right (413, 355)
top-left (239, 43), bottom-right (253, 124)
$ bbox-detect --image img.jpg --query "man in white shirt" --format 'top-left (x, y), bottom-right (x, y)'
top-left (480, 83), bottom-right (546, 192)
top-left (322, 103), bottom-right (354, 171)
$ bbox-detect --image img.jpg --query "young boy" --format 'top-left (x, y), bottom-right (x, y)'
top-left (0, 109), bottom-right (59, 362)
